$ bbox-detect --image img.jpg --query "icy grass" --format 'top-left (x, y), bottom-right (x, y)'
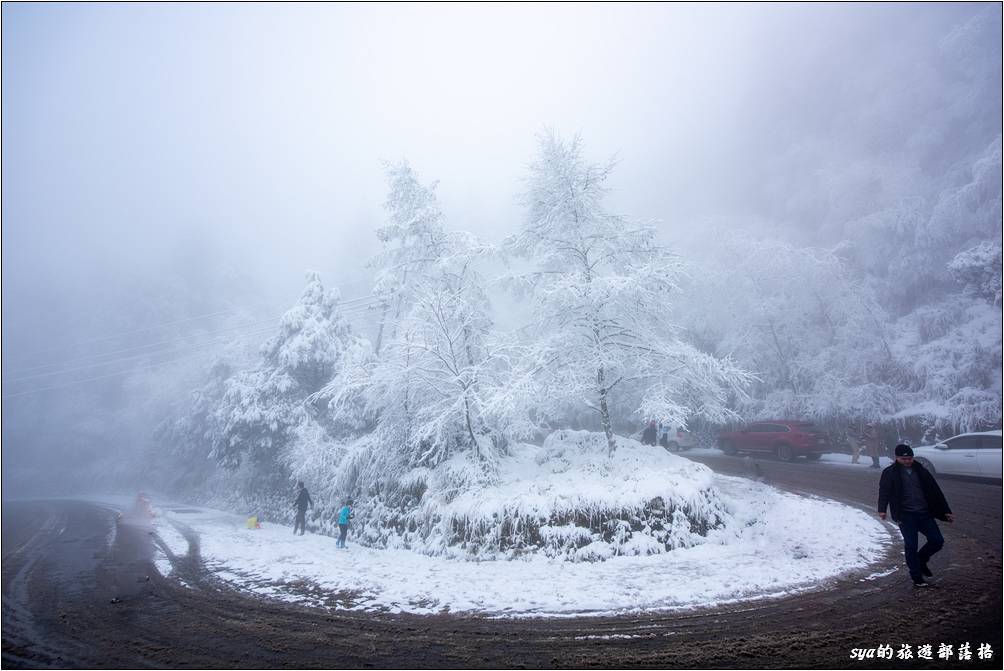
top-left (157, 473), bottom-right (890, 617)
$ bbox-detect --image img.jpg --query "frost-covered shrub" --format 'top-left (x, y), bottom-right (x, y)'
top-left (948, 241), bottom-right (1002, 305)
top-left (346, 430), bottom-right (733, 561)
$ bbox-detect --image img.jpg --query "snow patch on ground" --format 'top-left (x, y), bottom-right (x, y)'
top-left (158, 473), bottom-right (890, 617)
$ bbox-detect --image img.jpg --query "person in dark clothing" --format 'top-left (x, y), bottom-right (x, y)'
top-left (293, 481), bottom-right (312, 535)
top-left (641, 420), bottom-right (658, 446)
top-left (877, 444), bottom-right (954, 587)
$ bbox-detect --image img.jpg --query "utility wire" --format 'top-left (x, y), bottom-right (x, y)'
top-left (2, 299), bottom-right (388, 396)
top-left (3, 317), bottom-right (284, 375)
top-left (13, 307), bottom-right (244, 357)
top-left (7, 300), bottom-right (384, 382)
top-left (4, 324), bottom-right (282, 383)
top-left (2, 343), bottom-right (238, 399)
top-left (8, 294), bottom-right (381, 364)
top-left (4, 297), bottom-right (384, 377)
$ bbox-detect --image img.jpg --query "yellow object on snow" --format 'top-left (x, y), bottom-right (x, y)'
top-left (246, 516), bottom-right (261, 529)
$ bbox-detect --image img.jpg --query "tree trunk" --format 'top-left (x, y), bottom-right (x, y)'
top-left (597, 366), bottom-right (616, 456)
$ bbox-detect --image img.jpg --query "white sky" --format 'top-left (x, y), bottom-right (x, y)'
top-left (1, 1), bottom-right (999, 500)
top-left (1, 2), bottom-right (998, 349)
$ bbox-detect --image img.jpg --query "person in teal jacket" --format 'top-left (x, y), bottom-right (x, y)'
top-left (336, 498), bottom-right (354, 548)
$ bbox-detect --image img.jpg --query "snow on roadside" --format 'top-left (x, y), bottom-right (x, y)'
top-left (690, 447), bottom-right (895, 470)
top-left (152, 514), bottom-right (190, 577)
top-left (158, 474), bottom-right (890, 617)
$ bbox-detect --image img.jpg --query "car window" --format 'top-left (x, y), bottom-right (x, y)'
top-left (748, 424), bottom-right (767, 432)
top-left (767, 424), bottom-right (790, 432)
top-left (947, 436), bottom-right (982, 450)
top-left (979, 436), bottom-right (1002, 450)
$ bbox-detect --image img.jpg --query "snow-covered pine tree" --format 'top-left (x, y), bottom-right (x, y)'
top-left (208, 272), bottom-right (354, 489)
top-left (506, 130), bottom-right (750, 455)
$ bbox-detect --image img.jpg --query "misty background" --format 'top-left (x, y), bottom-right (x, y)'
top-left (2, 2), bottom-right (1001, 497)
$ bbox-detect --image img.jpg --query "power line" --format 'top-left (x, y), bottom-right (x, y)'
top-left (2, 297), bottom-right (389, 396)
top-left (3, 317), bottom-right (284, 376)
top-left (5, 300), bottom-right (384, 379)
top-left (8, 294), bottom-right (381, 365)
top-left (2, 344), bottom-right (235, 400)
top-left (13, 307), bottom-right (245, 358)
top-left (4, 324), bottom-right (282, 384)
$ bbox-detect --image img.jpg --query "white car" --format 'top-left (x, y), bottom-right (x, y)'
top-left (912, 430), bottom-right (1002, 479)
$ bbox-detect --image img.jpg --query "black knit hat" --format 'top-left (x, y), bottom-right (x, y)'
top-left (894, 444), bottom-right (914, 457)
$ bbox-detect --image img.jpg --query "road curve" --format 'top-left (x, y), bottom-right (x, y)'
top-left (3, 455), bottom-right (1001, 669)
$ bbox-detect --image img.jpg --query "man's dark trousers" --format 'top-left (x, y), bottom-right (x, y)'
top-left (898, 511), bottom-right (944, 579)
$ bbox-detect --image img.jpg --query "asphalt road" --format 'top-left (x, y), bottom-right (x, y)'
top-left (3, 454), bottom-right (1001, 669)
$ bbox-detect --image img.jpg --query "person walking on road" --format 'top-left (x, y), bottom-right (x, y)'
top-left (863, 422), bottom-right (882, 468)
top-left (293, 481), bottom-right (312, 535)
top-left (846, 426), bottom-right (862, 464)
top-left (877, 444), bottom-right (954, 587)
top-left (336, 498), bottom-right (354, 548)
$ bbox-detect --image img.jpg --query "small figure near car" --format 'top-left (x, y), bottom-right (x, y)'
top-left (293, 481), bottom-right (312, 535)
top-left (877, 444), bottom-right (954, 587)
top-left (641, 420), bottom-right (658, 446)
top-left (658, 422), bottom-right (670, 449)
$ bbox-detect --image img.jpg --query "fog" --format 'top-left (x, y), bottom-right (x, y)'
top-left (2, 3), bottom-right (1000, 497)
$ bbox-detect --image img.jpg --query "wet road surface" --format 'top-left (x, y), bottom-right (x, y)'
top-left (3, 455), bottom-right (1001, 668)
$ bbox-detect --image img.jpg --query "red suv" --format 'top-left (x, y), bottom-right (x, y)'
top-left (718, 421), bottom-right (829, 462)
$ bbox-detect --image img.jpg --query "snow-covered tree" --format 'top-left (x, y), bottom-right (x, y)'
top-left (208, 272), bottom-right (355, 482)
top-left (506, 130), bottom-right (750, 455)
top-left (892, 293), bottom-right (1002, 433)
top-left (948, 240), bottom-right (1002, 306)
top-left (365, 170), bottom-right (514, 484)
top-left (680, 232), bottom-right (910, 426)
top-left (384, 246), bottom-right (511, 476)
top-left (369, 160), bottom-right (450, 354)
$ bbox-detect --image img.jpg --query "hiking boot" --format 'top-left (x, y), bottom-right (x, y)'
top-left (912, 576), bottom-right (929, 587)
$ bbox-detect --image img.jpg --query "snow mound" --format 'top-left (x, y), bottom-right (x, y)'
top-left (361, 430), bottom-right (731, 561)
top-left (155, 475), bottom-right (891, 617)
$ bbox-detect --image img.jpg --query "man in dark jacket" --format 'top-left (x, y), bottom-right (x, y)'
top-left (293, 481), bottom-right (312, 535)
top-left (877, 444), bottom-right (954, 587)
top-left (641, 420), bottom-right (658, 446)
